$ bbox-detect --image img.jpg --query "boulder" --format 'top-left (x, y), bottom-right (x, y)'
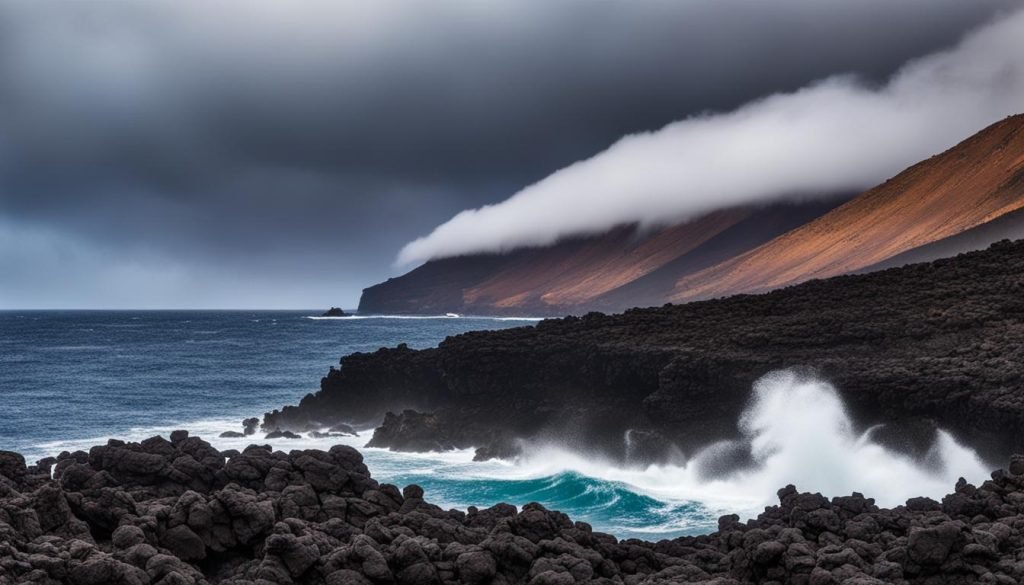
top-left (907, 521), bottom-right (963, 566)
top-left (0, 450), bottom-right (28, 484)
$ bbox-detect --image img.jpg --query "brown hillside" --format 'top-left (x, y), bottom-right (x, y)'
top-left (671, 114), bottom-right (1024, 302)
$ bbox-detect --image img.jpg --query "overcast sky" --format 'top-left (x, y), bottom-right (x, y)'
top-left (1, 0), bottom-right (1020, 308)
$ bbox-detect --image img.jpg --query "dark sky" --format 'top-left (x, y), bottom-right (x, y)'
top-left (0, 0), bottom-right (1019, 308)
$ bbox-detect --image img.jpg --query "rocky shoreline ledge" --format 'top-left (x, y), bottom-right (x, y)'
top-left (3, 433), bottom-right (1024, 584)
top-left (264, 239), bottom-right (1024, 464)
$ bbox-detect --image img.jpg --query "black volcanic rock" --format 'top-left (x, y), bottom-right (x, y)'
top-left (242, 417), bottom-right (260, 435)
top-left (4, 433), bottom-right (1024, 584)
top-left (367, 410), bottom-right (520, 462)
top-left (267, 240), bottom-right (1024, 464)
top-left (0, 450), bottom-right (27, 484)
top-left (219, 418), bottom-right (261, 439)
top-left (323, 307), bottom-right (348, 317)
top-left (367, 410), bottom-right (462, 452)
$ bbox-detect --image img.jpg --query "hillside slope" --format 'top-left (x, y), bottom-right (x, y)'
top-left (359, 199), bottom-right (843, 315)
top-left (671, 114), bottom-right (1024, 301)
top-left (361, 115), bottom-right (1024, 315)
top-left (861, 204), bottom-right (1024, 273)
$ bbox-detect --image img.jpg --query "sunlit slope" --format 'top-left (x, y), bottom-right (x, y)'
top-left (671, 114), bottom-right (1024, 301)
top-left (359, 200), bottom-right (843, 315)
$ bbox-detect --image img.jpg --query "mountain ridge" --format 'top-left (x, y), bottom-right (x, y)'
top-left (671, 113), bottom-right (1024, 302)
top-left (359, 114), bottom-right (1024, 315)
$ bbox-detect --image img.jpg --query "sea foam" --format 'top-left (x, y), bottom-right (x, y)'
top-left (30, 370), bottom-right (990, 537)
top-left (483, 370), bottom-right (989, 518)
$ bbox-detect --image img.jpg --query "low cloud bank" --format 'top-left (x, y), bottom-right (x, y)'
top-left (399, 9), bottom-right (1024, 265)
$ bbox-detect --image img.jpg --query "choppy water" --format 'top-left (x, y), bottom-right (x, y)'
top-left (0, 311), bottom-right (994, 540)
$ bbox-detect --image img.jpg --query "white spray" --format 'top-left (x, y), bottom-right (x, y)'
top-left (491, 370), bottom-right (990, 517)
top-left (34, 370), bottom-right (991, 524)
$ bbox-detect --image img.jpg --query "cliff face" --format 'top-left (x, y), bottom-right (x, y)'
top-left (360, 115), bottom-right (1024, 315)
top-left (270, 239), bottom-right (1024, 464)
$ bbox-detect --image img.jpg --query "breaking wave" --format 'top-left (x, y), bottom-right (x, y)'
top-left (29, 370), bottom-right (990, 539)
top-left (493, 371), bottom-right (989, 522)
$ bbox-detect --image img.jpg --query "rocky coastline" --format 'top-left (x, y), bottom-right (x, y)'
top-left (264, 239), bottom-right (1024, 465)
top-left (3, 433), bottom-right (1024, 584)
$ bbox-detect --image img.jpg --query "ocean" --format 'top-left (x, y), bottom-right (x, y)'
top-left (0, 310), bottom-right (994, 540)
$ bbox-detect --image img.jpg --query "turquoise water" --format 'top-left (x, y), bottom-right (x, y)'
top-left (0, 310), bottom-right (717, 539)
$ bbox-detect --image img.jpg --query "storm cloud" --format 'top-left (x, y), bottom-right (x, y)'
top-left (400, 6), bottom-right (1024, 264)
top-left (0, 0), bottom-right (1019, 307)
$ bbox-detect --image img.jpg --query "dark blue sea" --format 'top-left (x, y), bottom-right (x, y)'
top-left (1, 311), bottom-right (532, 458)
top-left (0, 311), bottom-right (991, 539)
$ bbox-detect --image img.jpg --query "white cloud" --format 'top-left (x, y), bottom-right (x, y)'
top-left (398, 8), bottom-right (1024, 265)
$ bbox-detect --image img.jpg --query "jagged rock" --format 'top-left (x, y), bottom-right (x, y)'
top-left (4, 434), bottom-right (1024, 584)
top-left (0, 450), bottom-right (27, 484)
top-left (367, 410), bottom-right (460, 452)
top-left (215, 485), bottom-right (276, 546)
top-left (112, 525), bottom-right (147, 549)
top-left (69, 556), bottom-right (147, 585)
top-left (243, 417), bottom-right (260, 436)
top-left (160, 525), bottom-right (205, 561)
top-left (323, 307), bottom-right (348, 317)
top-left (403, 484), bottom-right (424, 500)
top-left (906, 521), bottom-right (963, 566)
top-left (455, 550), bottom-right (497, 584)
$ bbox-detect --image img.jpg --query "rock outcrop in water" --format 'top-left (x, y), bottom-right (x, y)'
top-left (266, 239), bottom-right (1024, 464)
top-left (4, 433), bottom-right (1024, 584)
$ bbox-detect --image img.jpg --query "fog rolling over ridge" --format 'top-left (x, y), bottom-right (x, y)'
top-left (0, 0), bottom-right (1020, 308)
top-left (399, 7), bottom-right (1024, 265)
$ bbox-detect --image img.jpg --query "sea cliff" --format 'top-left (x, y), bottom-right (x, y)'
top-left (266, 239), bottom-right (1024, 464)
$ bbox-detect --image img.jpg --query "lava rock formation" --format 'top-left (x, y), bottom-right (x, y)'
top-left (4, 433), bottom-right (1024, 584)
top-left (266, 239), bottom-right (1024, 464)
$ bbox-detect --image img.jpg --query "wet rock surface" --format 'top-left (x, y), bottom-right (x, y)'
top-left (266, 240), bottom-right (1024, 463)
top-left (4, 432), bottom-right (1024, 584)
